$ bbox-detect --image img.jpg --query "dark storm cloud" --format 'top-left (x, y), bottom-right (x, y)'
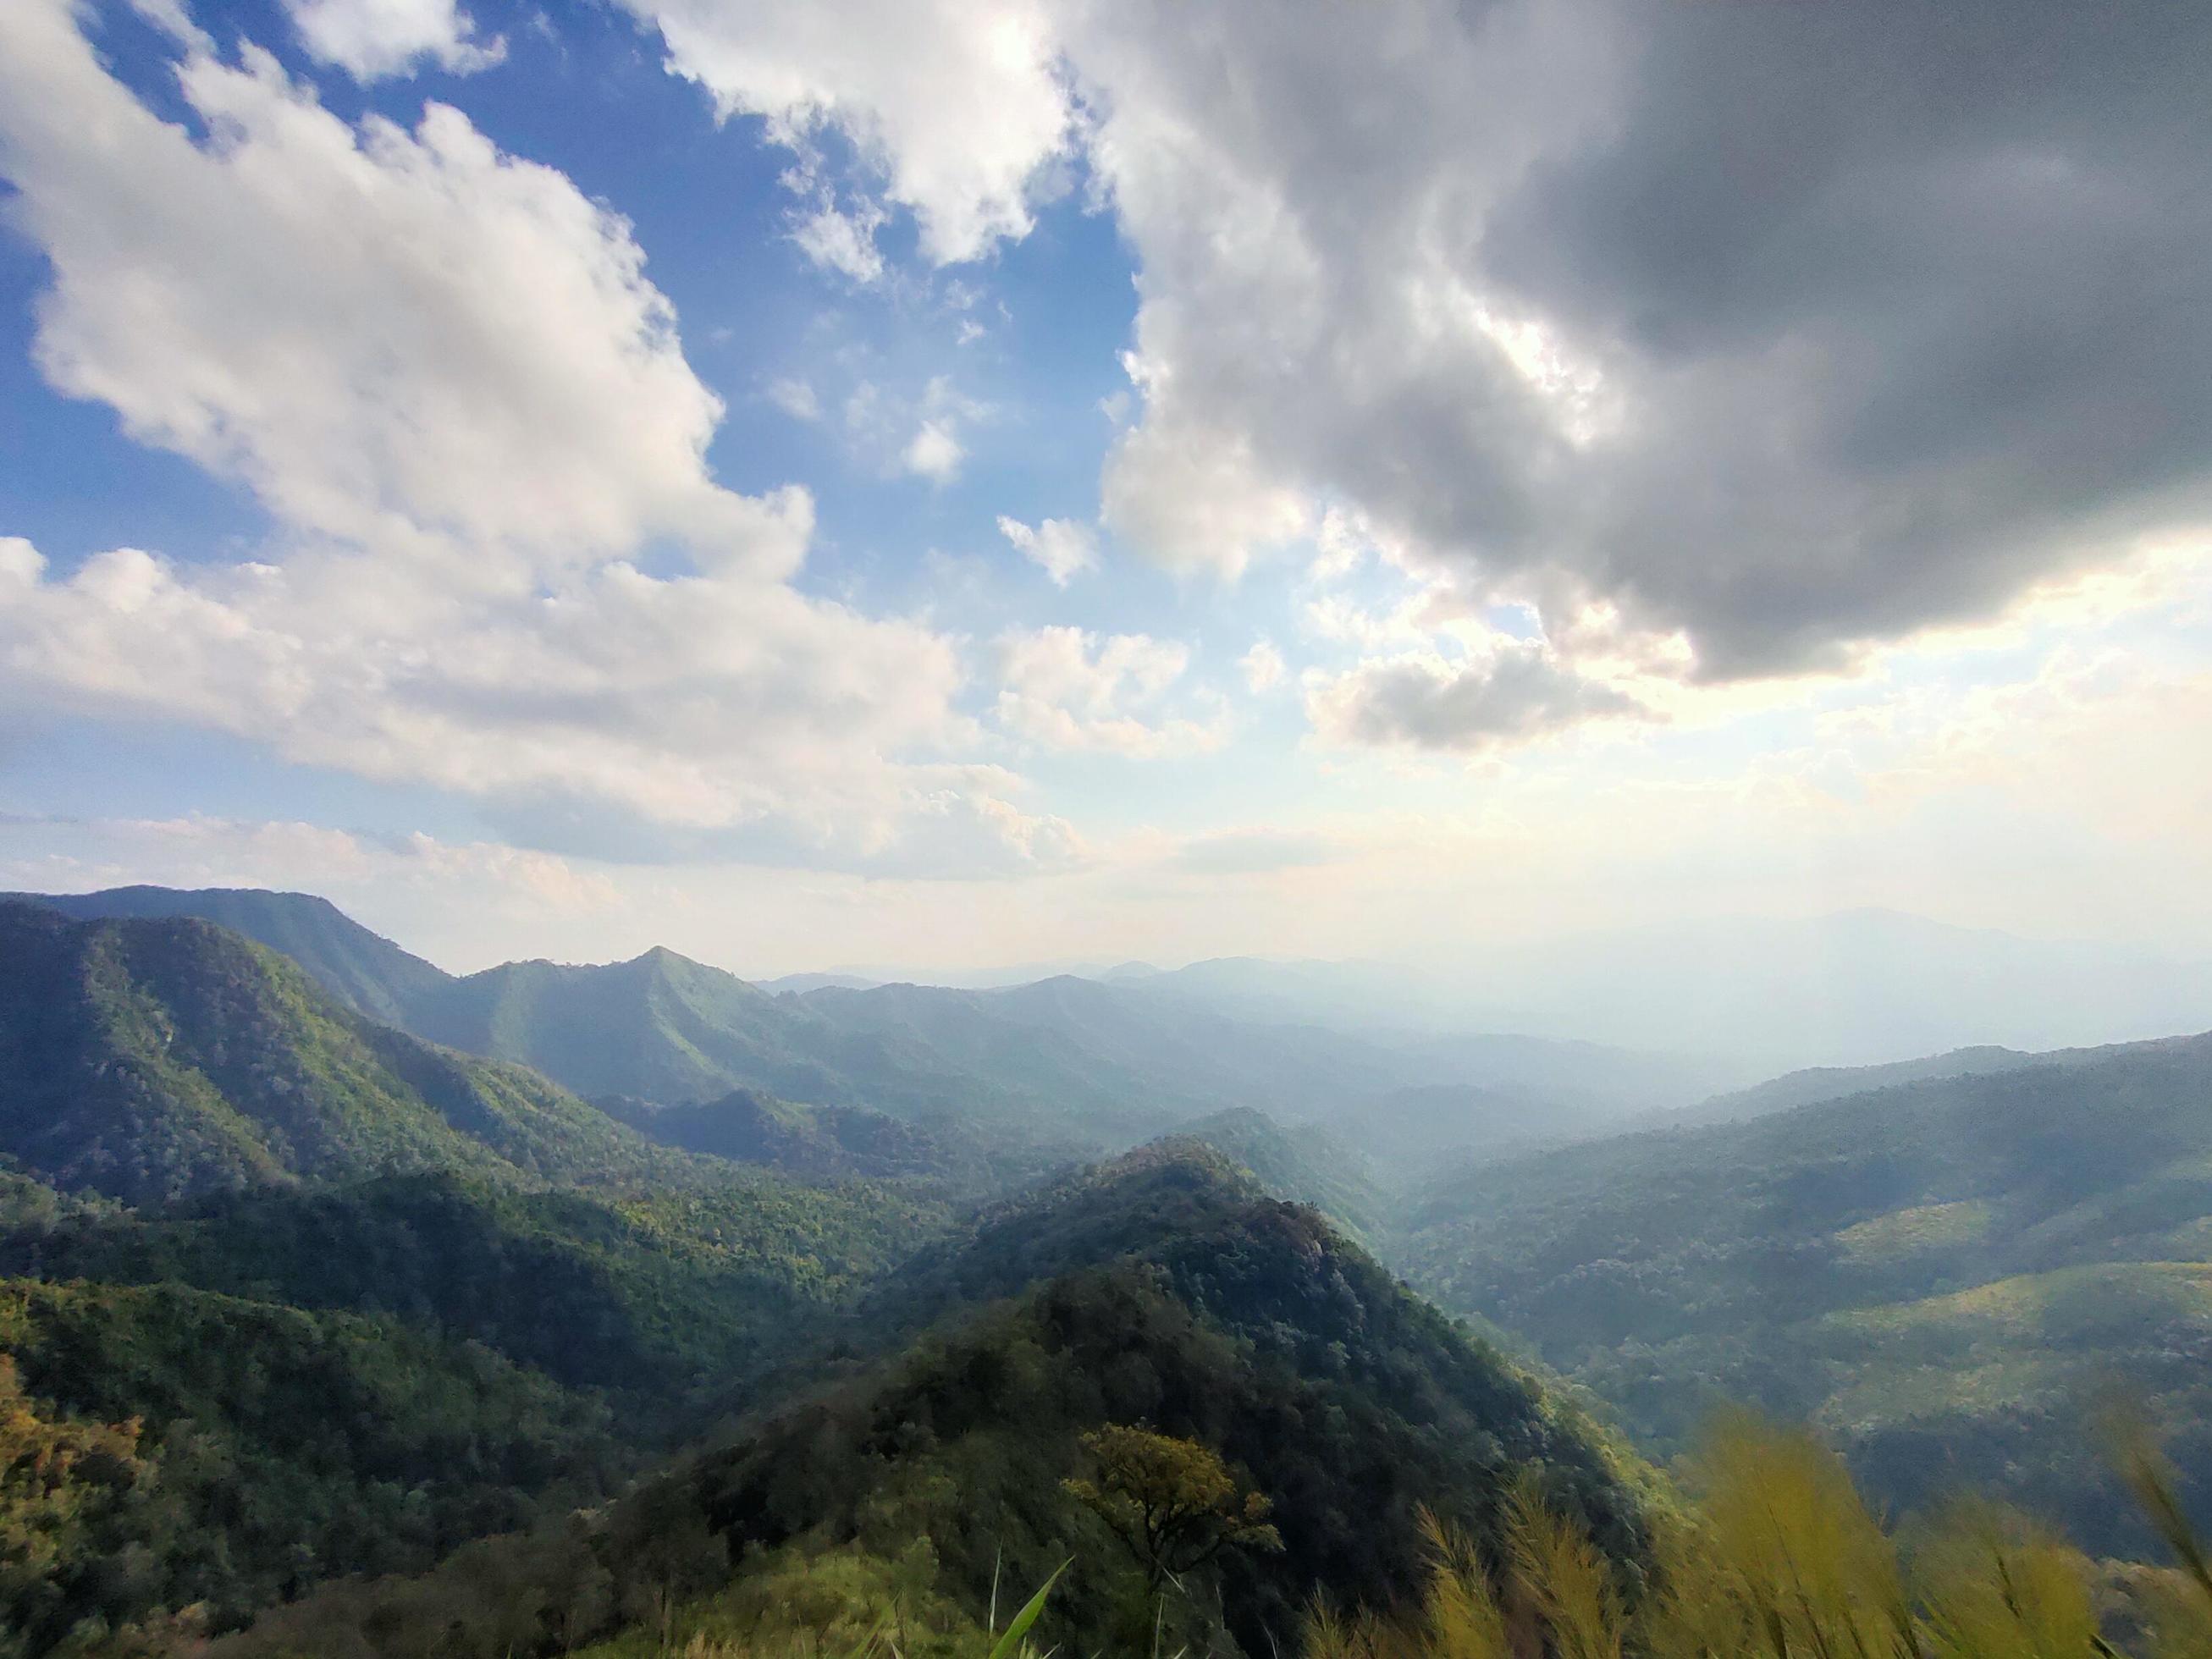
top-left (1090, 0), bottom-right (2212, 681)
top-left (1308, 641), bottom-right (1643, 753)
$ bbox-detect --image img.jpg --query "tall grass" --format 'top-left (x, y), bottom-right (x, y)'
top-left (1307, 1414), bottom-right (2212, 1659)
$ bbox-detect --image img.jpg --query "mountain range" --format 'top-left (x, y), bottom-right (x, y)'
top-left (4, 885), bottom-right (1733, 1161)
top-left (1398, 1028), bottom-right (2212, 1554)
top-left (3, 881), bottom-right (2210, 1654)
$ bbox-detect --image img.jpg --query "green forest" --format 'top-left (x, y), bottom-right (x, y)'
top-left (3, 891), bottom-right (2210, 1657)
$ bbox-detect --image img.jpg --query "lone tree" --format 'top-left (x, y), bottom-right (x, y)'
top-left (1063, 1425), bottom-right (1283, 1592)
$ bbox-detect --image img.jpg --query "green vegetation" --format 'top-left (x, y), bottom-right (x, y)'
top-left (1306, 1414), bottom-right (2212, 1659)
top-left (0, 1275), bottom-right (621, 1651)
top-left (602, 1089), bottom-right (997, 1187)
top-left (186, 1414), bottom-right (2212, 1659)
top-left (1064, 1425), bottom-right (1282, 1592)
top-left (1, 1167), bottom-right (947, 1399)
top-left (5, 887), bottom-right (450, 1032)
top-left (182, 1144), bottom-right (1650, 1658)
top-left (1169, 1108), bottom-right (1385, 1239)
top-left (0, 904), bottom-right (692, 1203)
top-left (10, 893), bottom-right (2212, 1659)
top-left (1398, 1032), bottom-right (2212, 1553)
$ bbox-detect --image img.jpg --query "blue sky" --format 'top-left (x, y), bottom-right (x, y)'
top-left (1, 0), bottom-right (2208, 973)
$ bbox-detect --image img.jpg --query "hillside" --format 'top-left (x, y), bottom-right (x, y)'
top-left (1167, 1106), bottom-right (1386, 1238)
top-left (218, 1145), bottom-right (1657, 1657)
top-left (7, 885), bottom-right (449, 1028)
top-left (0, 1166), bottom-right (945, 1401)
top-left (0, 902), bottom-right (680, 1203)
top-left (0, 1273), bottom-right (621, 1650)
top-left (8, 888), bottom-right (1720, 1163)
top-left (599, 1088), bottom-right (985, 1184)
top-left (1398, 1028), bottom-right (2212, 1552)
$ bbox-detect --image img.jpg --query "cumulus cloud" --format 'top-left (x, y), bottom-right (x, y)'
top-left (3, 6), bottom-right (756, 578)
top-left (648, 0), bottom-right (2212, 683)
top-left (994, 626), bottom-right (1225, 758)
top-left (996, 515), bottom-right (1097, 586)
top-left (1238, 638), bottom-right (1284, 694)
top-left (0, 532), bottom-right (975, 843)
top-left (903, 420), bottom-right (964, 483)
top-left (1305, 637), bottom-right (1642, 754)
top-left (283, 0), bottom-right (505, 80)
top-left (619, 0), bottom-right (1073, 269)
top-left (0, 3), bottom-right (1052, 873)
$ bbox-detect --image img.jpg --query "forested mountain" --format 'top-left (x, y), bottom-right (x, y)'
top-left (598, 1089), bottom-right (976, 1184)
top-left (5, 885), bottom-right (449, 1028)
top-left (0, 904), bottom-right (682, 1203)
top-left (8, 884), bottom-right (2212, 1656)
top-left (215, 1144), bottom-right (1656, 1658)
top-left (0, 1274), bottom-right (621, 1650)
top-left (0, 1166), bottom-right (942, 1402)
top-left (1398, 1029), bottom-right (2212, 1552)
top-left (1166, 1108), bottom-right (1386, 1238)
top-left (9, 888), bottom-right (1707, 1155)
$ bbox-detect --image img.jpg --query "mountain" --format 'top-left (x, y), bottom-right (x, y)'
top-left (793, 973), bottom-right (1442, 1128)
top-left (1329, 1080), bottom-right (1633, 1174)
top-left (0, 902), bottom-right (676, 1203)
top-left (1669, 1030), bottom-right (2212, 1128)
top-left (5, 888), bottom-right (1738, 1150)
top-left (6, 885), bottom-right (448, 1028)
top-left (1674, 1044), bottom-right (2041, 1127)
top-left (1397, 1028), bottom-right (2212, 1552)
top-left (598, 1088), bottom-right (970, 1183)
top-left (1165, 1106), bottom-right (1386, 1238)
top-left (0, 1165), bottom-right (943, 1403)
top-left (229, 1144), bottom-right (1657, 1657)
top-left (409, 947), bottom-right (845, 1107)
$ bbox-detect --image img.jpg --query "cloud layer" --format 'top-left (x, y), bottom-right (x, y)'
top-left (0, 0), bottom-right (1057, 872)
top-left (631, 0), bottom-right (2212, 688)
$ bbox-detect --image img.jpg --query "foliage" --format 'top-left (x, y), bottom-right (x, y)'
top-left (177, 1149), bottom-right (1648, 1658)
top-left (1308, 1414), bottom-right (2212, 1659)
top-left (1063, 1425), bottom-right (1281, 1590)
top-left (2, 1166), bottom-right (948, 1403)
top-left (1397, 1033), bottom-right (2212, 1552)
top-left (0, 904), bottom-right (695, 1204)
top-left (0, 1276), bottom-right (621, 1651)
top-left (600, 1089), bottom-right (1020, 1191)
top-left (5, 886), bottom-right (450, 1032)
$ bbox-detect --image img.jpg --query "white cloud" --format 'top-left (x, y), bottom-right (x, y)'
top-left (784, 163), bottom-right (888, 282)
top-left (1099, 405), bottom-right (1310, 580)
top-left (0, 533), bottom-right (977, 844)
top-left (996, 515), bottom-right (1097, 586)
top-left (903, 422), bottom-right (964, 483)
top-left (766, 376), bottom-right (822, 422)
top-left (0, 3), bottom-right (1050, 874)
top-left (1238, 638), bottom-right (1284, 694)
top-left (897, 376), bottom-right (983, 483)
top-left (284, 0), bottom-right (505, 82)
top-left (619, 0), bottom-right (1073, 268)
top-left (993, 626), bottom-right (1225, 758)
top-left (2, 7), bottom-right (753, 578)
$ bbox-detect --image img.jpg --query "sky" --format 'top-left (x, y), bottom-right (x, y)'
top-left (0, 0), bottom-right (2207, 976)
